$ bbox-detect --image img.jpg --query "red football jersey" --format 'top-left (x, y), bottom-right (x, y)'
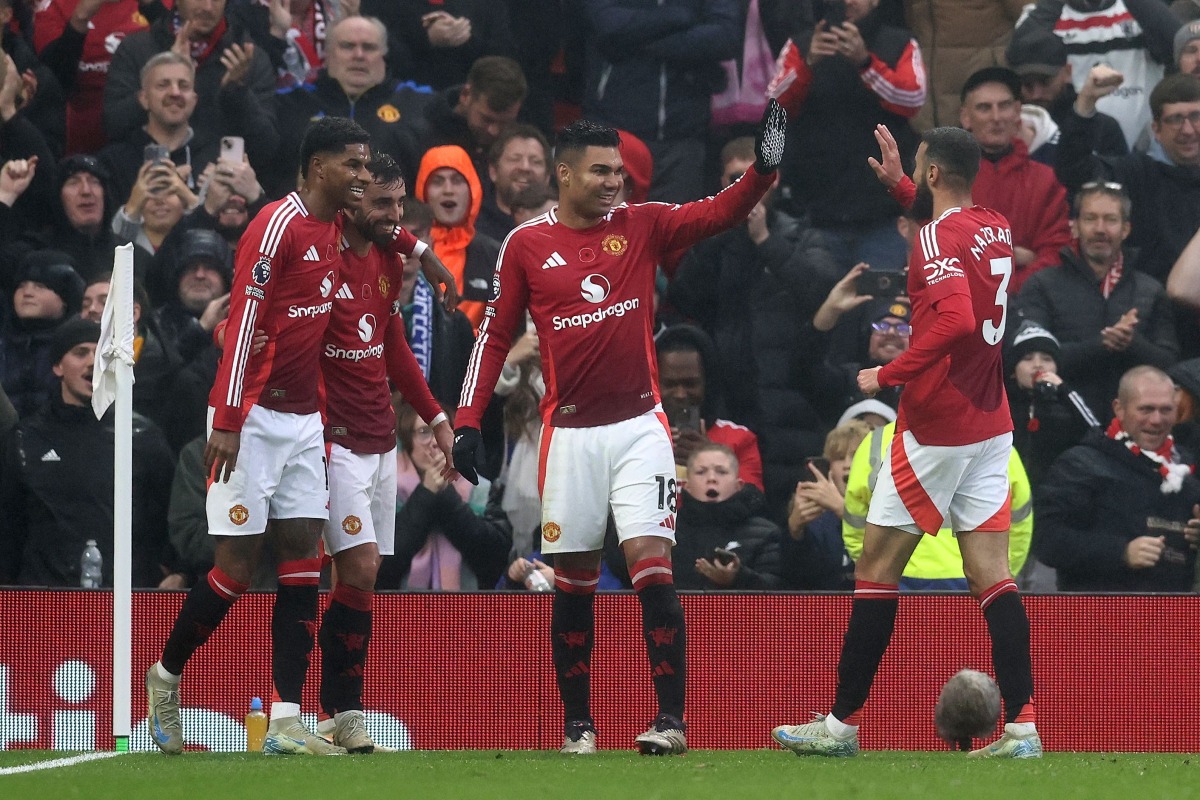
top-left (323, 232), bottom-right (441, 453)
top-left (880, 205), bottom-right (1015, 446)
top-left (209, 193), bottom-right (342, 432)
top-left (456, 170), bottom-right (774, 430)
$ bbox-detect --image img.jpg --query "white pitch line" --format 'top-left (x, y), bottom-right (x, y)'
top-left (0, 751), bottom-right (124, 775)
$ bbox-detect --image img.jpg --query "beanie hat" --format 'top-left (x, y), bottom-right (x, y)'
top-left (58, 153), bottom-right (110, 188)
top-left (176, 228), bottom-right (233, 286)
top-left (15, 250), bottom-right (86, 317)
top-left (863, 297), bottom-right (911, 337)
top-left (49, 317), bottom-right (101, 365)
top-left (837, 398), bottom-right (897, 428)
top-left (616, 129), bottom-right (653, 204)
top-left (1008, 28), bottom-right (1068, 78)
top-left (1176, 20), bottom-right (1200, 65)
top-left (1007, 319), bottom-right (1060, 370)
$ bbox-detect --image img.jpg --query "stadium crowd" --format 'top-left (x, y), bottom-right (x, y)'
top-left (1, 0), bottom-right (1200, 595)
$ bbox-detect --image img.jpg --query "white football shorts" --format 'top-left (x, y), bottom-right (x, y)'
top-left (323, 443), bottom-right (398, 556)
top-left (868, 429), bottom-right (1012, 535)
top-left (538, 407), bottom-right (678, 554)
top-left (206, 405), bottom-right (329, 536)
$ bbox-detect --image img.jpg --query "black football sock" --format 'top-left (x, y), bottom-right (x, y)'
top-left (161, 567), bottom-right (247, 675)
top-left (830, 581), bottom-right (899, 724)
top-left (272, 558), bottom-right (321, 706)
top-left (979, 579), bottom-right (1035, 724)
top-left (631, 558), bottom-right (686, 723)
top-left (319, 583), bottom-right (373, 716)
top-left (551, 567), bottom-right (598, 726)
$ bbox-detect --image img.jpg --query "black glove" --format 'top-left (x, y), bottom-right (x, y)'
top-left (451, 426), bottom-right (485, 485)
top-left (754, 98), bottom-right (787, 174)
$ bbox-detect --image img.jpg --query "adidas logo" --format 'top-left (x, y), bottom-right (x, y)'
top-left (658, 516), bottom-right (675, 530)
top-left (335, 283), bottom-right (354, 300)
top-left (41, 449), bottom-right (61, 462)
top-left (541, 251), bottom-right (567, 270)
top-left (303, 246), bottom-right (321, 262)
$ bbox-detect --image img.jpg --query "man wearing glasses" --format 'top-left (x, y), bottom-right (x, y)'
top-left (1057, 69), bottom-right (1200, 288)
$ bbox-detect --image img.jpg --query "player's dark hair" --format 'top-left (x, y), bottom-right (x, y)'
top-left (366, 153), bottom-right (405, 190)
top-left (554, 120), bottom-right (621, 167)
top-left (1150, 73), bottom-right (1200, 122)
top-left (298, 116), bottom-right (371, 179)
top-left (487, 123), bottom-right (551, 167)
top-left (921, 126), bottom-right (980, 188)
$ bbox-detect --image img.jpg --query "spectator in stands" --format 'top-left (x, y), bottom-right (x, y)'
top-left (270, 15), bottom-right (425, 195)
top-left (264, 0), bottom-right (341, 89)
top-left (667, 136), bottom-right (840, 519)
top-left (97, 52), bottom-right (207, 202)
top-left (407, 55), bottom-right (527, 188)
top-left (1, 250), bottom-right (84, 419)
top-left (152, 228), bottom-right (230, 363)
top-left (375, 402), bottom-right (512, 590)
top-left (1037, 365), bottom-right (1200, 592)
top-left (772, 0), bottom-right (924, 273)
top-left (111, 159), bottom-right (196, 257)
top-left (656, 324), bottom-right (763, 491)
top-left (576, 0), bottom-right (740, 203)
top-left (104, 0), bottom-right (280, 176)
top-left (673, 442), bottom-right (782, 590)
top-left (1005, 320), bottom-right (1102, 487)
top-left (475, 123), bottom-right (550, 243)
top-left (0, 69), bottom-right (59, 233)
top-left (778, 421), bottom-right (869, 591)
top-left (841, 420), bottom-right (1033, 591)
top-left (0, 317), bottom-right (177, 588)
top-left (414, 144), bottom-right (500, 331)
top-left (508, 184), bottom-right (557, 226)
top-left (835, 397), bottom-right (895, 430)
top-left (1009, 0), bottom-right (1179, 150)
top-left (363, 0), bottom-right (518, 91)
top-left (1017, 180), bottom-right (1178, 419)
top-left (1007, 26), bottom-right (1127, 165)
top-left (615, 128), bottom-right (653, 205)
top-left (34, 0), bottom-right (166, 155)
top-left (1177, 20), bottom-right (1200, 77)
top-left (1, 0), bottom-right (65, 158)
top-left (492, 320), bottom-right (543, 556)
top-left (1056, 70), bottom-right (1200, 287)
top-left (958, 66), bottom-right (1071, 293)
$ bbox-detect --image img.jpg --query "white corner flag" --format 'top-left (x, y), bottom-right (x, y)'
top-left (93, 244), bottom-right (137, 417)
top-left (94, 243), bottom-right (136, 752)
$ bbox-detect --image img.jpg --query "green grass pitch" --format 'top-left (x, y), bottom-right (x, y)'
top-left (1, 750), bottom-right (1197, 800)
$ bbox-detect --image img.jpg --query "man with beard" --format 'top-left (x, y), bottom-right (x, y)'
top-left (476, 124), bottom-right (550, 243)
top-left (1017, 181), bottom-right (1178, 421)
top-left (310, 153), bottom-right (455, 752)
top-left (771, 125), bottom-right (1041, 759)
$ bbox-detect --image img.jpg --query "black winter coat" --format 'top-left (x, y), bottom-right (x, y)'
top-left (673, 485), bottom-right (783, 590)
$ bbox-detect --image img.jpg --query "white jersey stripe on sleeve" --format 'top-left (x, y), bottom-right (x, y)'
top-left (226, 298), bottom-right (259, 408)
top-left (259, 197), bottom-right (300, 258)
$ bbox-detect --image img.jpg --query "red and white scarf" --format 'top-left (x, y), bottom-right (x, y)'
top-left (1099, 249), bottom-right (1124, 299)
top-left (1105, 417), bottom-right (1192, 494)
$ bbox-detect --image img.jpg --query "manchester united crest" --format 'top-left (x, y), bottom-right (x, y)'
top-left (229, 505), bottom-right (249, 526)
top-left (542, 521), bottom-right (562, 543)
top-left (379, 275), bottom-right (391, 297)
top-left (343, 515), bottom-right (363, 535)
top-left (376, 104), bottom-right (401, 124)
top-left (601, 234), bottom-right (627, 256)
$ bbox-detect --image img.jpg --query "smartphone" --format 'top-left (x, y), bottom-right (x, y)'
top-left (143, 144), bottom-right (170, 165)
top-left (856, 269), bottom-right (905, 297)
top-left (800, 457), bottom-right (830, 482)
top-left (823, 0), bottom-right (847, 28)
top-left (219, 136), bottom-right (245, 164)
top-left (711, 547), bottom-right (738, 565)
top-left (668, 404), bottom-right (701, 433)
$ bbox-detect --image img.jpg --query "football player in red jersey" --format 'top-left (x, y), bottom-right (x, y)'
top-left (145, 117), bottom-right (373, 757)
top-left (313, 153), bottom-right (456, 752)
top-left (772, 125), bottom-right (1040, 759)
top-left (452, 101), bottom-right (788, 755)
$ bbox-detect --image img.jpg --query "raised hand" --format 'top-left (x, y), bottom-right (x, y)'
top-left (867, 124), bottom-right (904, 190)
top-left (754, 98), bottom-right (787, 174)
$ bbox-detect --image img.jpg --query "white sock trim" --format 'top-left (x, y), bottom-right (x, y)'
top-left (270, 701), bottom-right (301, 721)
top-left (155, 662), bottom-right (180, 683)
top-left (826, 713), bottom-right (858, 738)
top-left (1006, 721), bottom-right (1037, 736)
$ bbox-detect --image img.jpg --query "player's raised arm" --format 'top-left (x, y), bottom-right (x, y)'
top-left (386, 222), bottom-right (460, 310)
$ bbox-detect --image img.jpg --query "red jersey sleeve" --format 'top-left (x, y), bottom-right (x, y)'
top-left (877, 293), bottom-right (973, 387)
top-left (211, 208), bottom-right (288, 432)
top-left (383, 313), bottom-right (442, 425)
top-left (455, 235), bottom-right (529, 430)
top-left (650, 169), bottom-right (775, 260)
top-left (859, 39), bottom-right (927, 119)
top-left (33, 1), bottom-right (69, 52)
top-left (387, 225), bottom-right (424, 258)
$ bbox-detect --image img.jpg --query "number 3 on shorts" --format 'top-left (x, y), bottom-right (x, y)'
top-left (982, 256), bottom-right (1011, 345)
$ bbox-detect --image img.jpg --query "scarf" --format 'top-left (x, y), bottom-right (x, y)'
top-left (173, 14), bottom-right (228, 65)
top-left (1099, 249), bottom-right (1124, 299)
top-left (410, 276), bottom-right (434, 380)
top-left (277, 0), bottom-right (326, 88)
top-left (1105, 417), bottom-right (1192, 494)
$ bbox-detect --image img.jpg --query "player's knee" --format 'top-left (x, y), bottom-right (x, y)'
top-left (269, 519), bottom-right (325, 562)
top-left (332, 544), bottom-right (380, 590)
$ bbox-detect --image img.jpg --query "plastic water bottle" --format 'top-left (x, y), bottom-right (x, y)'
top-left (524, 562), bottom-right (552, 592)
top-left (245, 697), bottom-right (268, 752)
top-left (80, 540), bottom-right (102, 588)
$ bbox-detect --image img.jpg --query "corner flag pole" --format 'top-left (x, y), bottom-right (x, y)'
top-left (94, 243), bottom-right (136, 752)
